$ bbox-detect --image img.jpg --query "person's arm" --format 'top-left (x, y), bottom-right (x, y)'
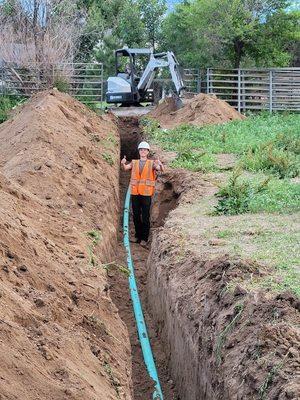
top-left (153, 157), bottom-right (164, 172)
top-left (121, 156), bottom-right (132, 171)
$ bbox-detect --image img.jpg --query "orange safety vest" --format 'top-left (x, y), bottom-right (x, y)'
top-left (130, 159), bottom-right (156, 196)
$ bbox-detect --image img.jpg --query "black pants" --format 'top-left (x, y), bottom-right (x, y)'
top-left (131, 195), bottom-right (152, 242)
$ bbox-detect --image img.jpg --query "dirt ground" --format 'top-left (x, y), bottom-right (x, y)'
top-left (147, 170), bottom-right (300, 400)
top-left (149, 93), bottom-right (245, 129)
top-left (1, 90), bottom-right (299, 400)
top-left (0, 90), bottom-right (132, 400)
top-left (109, 117), bottom-right (179, 400)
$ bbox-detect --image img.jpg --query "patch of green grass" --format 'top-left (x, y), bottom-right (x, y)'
top-left (242, 142), bottom-right (299, 179)
top-left (0, 96), bottom-right (26, 123)
top-left (152, 113), bottom-right (300, 154)
top-left (171, 145), bottom-right (216, 172)
top-left (53, 76), bottom-right (70, 93)
top-left (103, 361), bottom-right (120, 397)
top-left (206, 217), bottom-right (300, 296)
top-left (86, 230), bottom-right (102, 267)
top-left (216, 229), bottom-right (233, 239)
top-left (213, 169), bottom-right (270, 215)
top-left (140, 116), bottom-right (161, 138)
top-left (259, 361), bottom-right (284, 400)
top-left (102, 152), bottom-right (114, 166)
top-left (214, 169), bottom-right (299, 216)
top-left (249, 178), bottom-right (300, 214)
top-left (148, 113), bottom-right (300, 174)
top-left (102, 261), bottom-right (130, 277)
top-left (86, 230), bottom-right (102, 246)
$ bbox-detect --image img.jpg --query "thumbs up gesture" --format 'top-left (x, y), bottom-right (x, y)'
top-left (154, 156), bottom-right (164, 171)
top-left (121, 155), bottom-right (127, 165)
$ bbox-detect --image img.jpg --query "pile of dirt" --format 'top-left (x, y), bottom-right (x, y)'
top-left (0, 90), bottom-right (132, 399)
top-left (150, 96), bottom-right (179, 119)
top-left (150, 93), bottom-right (246, 128)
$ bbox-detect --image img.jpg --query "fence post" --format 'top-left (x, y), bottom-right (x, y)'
top-left (206, 68), bottom-right (210, 94)
top-left (196, 68), bottom-right (201, 93)
top-left (0, 67), bottom-right (3, 97)
top-left (100, 63), bottom-right (104, 107)
top-left (269, 70), bottom-right (273, 113)
top-left (238, 68), bottom-right (241, 113)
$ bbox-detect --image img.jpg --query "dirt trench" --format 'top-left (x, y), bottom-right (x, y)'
top-left (108, 116), bottom-right (182, 400)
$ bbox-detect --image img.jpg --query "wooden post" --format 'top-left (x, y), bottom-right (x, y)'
top-left (269, 70), bottom-right (273, 113)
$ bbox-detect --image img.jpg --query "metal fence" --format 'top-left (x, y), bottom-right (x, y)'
top-left (183, 68), bottom-right (300, 112)
top-left (0, 62), bottom-right (103, 105)
top-left (1, 62), bottom-right (299, 112)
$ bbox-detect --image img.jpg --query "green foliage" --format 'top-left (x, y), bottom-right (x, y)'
top-left (102, 261), bottom-right (131, 277)
top-left (275, 131), bottom-right (300, 155)
top-left (248, 178), bottom-right (300, 214)
top-left (153, 113), bottom-right (300, 154)
top-left (86, 229), bottom-right (102, 267)
top-left (140, 116), bottom-right (162, 138)
top-left (138, 0), bottom-right (167, 47)
top-left (162, 0), bottom-right (298, 68)
top-left (214, 169), bottom-right (270, 216)
top-left (242, 143), bottom-right (299, 178)
top-left (53, 77), bottom-right (70, 93)
top-left (259, 361), bottom-right (283, 400)
top-left (86, 229), bottom-right (102, 246)
top-left (171, 146), bottom-right (216, 172)
top-left (80, 0), bottom-right (167, 74)
top-left (102, 152), bottom-right (114, 166)
top-left (152, 113), bottom-right (300, 174)
top-left (0, 96), bottom-right (26, 123)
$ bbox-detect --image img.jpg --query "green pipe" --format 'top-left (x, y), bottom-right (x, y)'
top-left (123, 187), bottom-right (163, 400)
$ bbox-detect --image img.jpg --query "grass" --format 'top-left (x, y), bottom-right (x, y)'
top-left (248, 177), bottom-right (300, 214)
top-left (102, 152), bottom-right (114, 166)
top-left (103, 361), bottom-right (121, 397)
top-left (213, 168), bottom-right (270, 215)
top-left (214, 170), bottom-right (300, 215)
top-left (259, 360), bottom-right (284, 400)
top-left (144, 113), bottom-right (300, 177)
top-left (211, 215), bottom-right (300, 296)
top-left (86, 229), bottom-right (102, 267)
top-left (147, 113), bottom-right (300, 155)
top-left (0, 95), bottom-right (26, 123)
top-left (215, 303), bottom-right (244, 365)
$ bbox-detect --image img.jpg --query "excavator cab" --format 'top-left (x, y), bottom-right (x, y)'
top-left (106, 47), bottom-right (185, 106)
top-left (107, 48), bottom-right (152, 105)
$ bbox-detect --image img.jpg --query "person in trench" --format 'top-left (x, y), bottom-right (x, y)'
top-left (121, 141), bottom-right (164, 247)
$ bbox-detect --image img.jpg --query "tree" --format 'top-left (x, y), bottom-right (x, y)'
top-left (162, 0), bottom-right (298, 68)
top-left (85, 0), bottom-right (167, 75)
top-left (0, 0), bottom-right (82, 66)
top-left (139, 0), bottom-right (167, 48)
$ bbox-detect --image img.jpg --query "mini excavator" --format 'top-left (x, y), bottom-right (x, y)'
top-left (106, 47), bottom-right (185, 106)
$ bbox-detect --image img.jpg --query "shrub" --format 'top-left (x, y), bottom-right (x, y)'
top-left (214, 169), bottom-right (270, 215)
top-left (242, 142), bottom-right (299, 179)
top-left (0, 96), bottom-right (25, 123)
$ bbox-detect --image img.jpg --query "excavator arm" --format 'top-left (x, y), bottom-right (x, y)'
top-left (137, 51), bottom-right (185, 94)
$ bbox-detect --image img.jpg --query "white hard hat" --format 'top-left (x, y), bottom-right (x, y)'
top-left (138, 141), bottom-right (150, 150)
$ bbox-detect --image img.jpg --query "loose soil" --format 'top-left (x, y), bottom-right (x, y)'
top-left (149, 93), bottom-right (246, 129)
top-left (0, 90), bottom-right (132, 400)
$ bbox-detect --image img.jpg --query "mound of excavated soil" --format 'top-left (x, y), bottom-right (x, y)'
top-left (0, 90), bottom-right (132, 399)
top-left (150, 93), bottom-right (246, 128)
